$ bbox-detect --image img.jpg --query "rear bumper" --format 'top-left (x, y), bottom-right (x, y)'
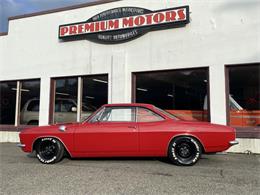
top-left (17, 143), bottom-right (26, 148)
top-left (229, 140), bottom-right (239, 146)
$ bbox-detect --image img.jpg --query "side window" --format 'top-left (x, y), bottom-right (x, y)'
top-left (27, 100), bottom-right (39, 111)
top-left (100, 107), bottom-right (135, 122)
top-left (137, 107), bottom-right (164, 122)
top-left (61, 100), bottom-right (76, 112)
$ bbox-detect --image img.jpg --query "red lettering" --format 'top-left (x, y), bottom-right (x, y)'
top-left (153, 13), bottom-right (165, 23)
top-left (95, 22), bottom-right (100, 32)
top-left (123, 17), bottom-right (133, 28)
top-left (100, 21), bottom-right (107, 31)
top-left (84, 23), bottom-right (94, 32)
top-left (166, 11), bottom-right (176, 22)
top-left (60, 26), bottom-right (68, 36)
top-left (145, 14), bottom-right (153, 25)
top-left (108, 19), bottom-right (119, 29)
top-left (134, 16), bottom-right (145, 26)
top-left (177, 9), bottom-right (186, 20)
top-left (78, 24), bottom-right (84, 34)
top-left (69, 25), bottom-right (77, 35)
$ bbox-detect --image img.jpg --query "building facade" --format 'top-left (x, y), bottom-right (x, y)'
top-left (0, 0), bottom-right (259, 153)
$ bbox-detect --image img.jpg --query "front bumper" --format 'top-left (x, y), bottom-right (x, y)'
top-left (229, 140), bottom-right (239, 146)
top-left (17, 143), bottom-right (26, 148)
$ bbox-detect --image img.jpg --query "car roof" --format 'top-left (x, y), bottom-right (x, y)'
top-left (102, 103), bottom-right (155, 109)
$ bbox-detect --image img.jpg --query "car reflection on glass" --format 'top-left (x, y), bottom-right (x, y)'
top-left (20, 98), bottom-right (96, 125)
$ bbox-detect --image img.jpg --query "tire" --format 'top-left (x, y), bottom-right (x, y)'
top-left (35, 137), bottom-right (64, 164)
top-left (168, 136), bottom-right (202, 166)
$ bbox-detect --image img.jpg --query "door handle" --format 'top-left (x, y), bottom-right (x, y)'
top-left (128, 126), bottom-right (137, 129)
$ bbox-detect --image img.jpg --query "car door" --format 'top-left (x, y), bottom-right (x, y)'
top-left (136, 107), bottom-right (170, 155)
top-left (74, 106), bottom-right (139, 154)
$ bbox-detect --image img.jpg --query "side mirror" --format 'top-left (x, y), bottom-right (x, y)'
top-left (71, 107), bottom-right (77, 112)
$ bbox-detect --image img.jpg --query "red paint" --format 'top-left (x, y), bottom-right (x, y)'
top-left (19, 103), bottom-right (236, 158)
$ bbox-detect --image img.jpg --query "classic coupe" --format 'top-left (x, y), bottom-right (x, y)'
top-left (18, 103), bottom-right (238, 165)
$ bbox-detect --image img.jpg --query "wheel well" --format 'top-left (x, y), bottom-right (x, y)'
top-left (169, 135), bottom-right (205, 153)
top-left (32, 137), bottom-right (71, 157)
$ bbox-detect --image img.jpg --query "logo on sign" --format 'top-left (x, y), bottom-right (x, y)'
top-left (59, 6), bottom-right (190, 44)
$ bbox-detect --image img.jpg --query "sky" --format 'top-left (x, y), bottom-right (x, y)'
top-left (0, 0), bottom-right (96, 33)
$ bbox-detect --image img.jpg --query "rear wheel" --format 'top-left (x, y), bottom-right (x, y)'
top-left (168, 136), bottom-right (202, 166)
top-left (35, 137), bottom-right (64, 164)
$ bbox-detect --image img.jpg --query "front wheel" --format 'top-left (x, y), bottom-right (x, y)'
top-left (35, 137), bottom-right (64, 164)
top-left (168, 136), bottom-right (202, 166)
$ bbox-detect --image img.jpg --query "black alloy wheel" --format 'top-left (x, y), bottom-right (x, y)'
top-left (35, 137), bottom-right (64, 164)
top-left (168, 136), bottom-right (202, 166)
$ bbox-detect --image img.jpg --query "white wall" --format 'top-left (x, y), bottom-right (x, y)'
top-left (0, 0), bottom-right (260, 127)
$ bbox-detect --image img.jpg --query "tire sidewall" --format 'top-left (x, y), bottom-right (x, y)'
top-left (36, 137), bottom-right (63, 164)
top-left (169, 137), bottom-right (201, 166)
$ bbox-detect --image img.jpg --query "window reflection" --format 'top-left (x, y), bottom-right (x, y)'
top-left (228, 65), bottom-right (260, 127)
top-left (20, 80), bottom-right (40, 125)
top-left (82, 75), bottom-right (108, 121)
top-left (135, 68), bottom-right (209, 121)
top-left (52, 75), bottom-right (108, 123)
top-left (54, 78), bottom-right (78, 123)
top-left (0, 81), bottom-right (17, 124)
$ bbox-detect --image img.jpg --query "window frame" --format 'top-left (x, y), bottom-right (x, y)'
top-left (88, 106), bottom-right (167, 124)
top-left (132, 67), bottom-right (211, 122)
top-left (49, 74), bottom-right (109, 124)
top-left (136, 107), bottom-right (165, 123)
top-left (0, 78), bottom-right (41, 130)
top-left (98, 106), bottom-right (136, 123)
top-left (225, 63), bottom-right (260, 139)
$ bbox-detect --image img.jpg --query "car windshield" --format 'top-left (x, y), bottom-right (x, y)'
top-left (154, 107), bottom-right (180, 120)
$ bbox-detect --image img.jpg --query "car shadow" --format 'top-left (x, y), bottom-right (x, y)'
top-left (27, 151), bottom-right (36, 158)
top-left (27, 151), bottom-right (211, 165)
top-left (65, 156), bottom-right (171, 164)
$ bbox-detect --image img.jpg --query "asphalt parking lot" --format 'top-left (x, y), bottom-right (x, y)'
top-left (0, 143), bottom-right (259, 195)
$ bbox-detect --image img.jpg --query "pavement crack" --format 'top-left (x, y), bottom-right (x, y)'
top-left (220, 169), bottom-right (224, 178)
top-left (148, 172), bottom-right (173, 177)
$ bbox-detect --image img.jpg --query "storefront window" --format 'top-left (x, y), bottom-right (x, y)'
top-left (20, 80), bottom-right (40, 125)
top-left (54, 78), bottom-right (78, 123)
top-left (0, 81), bottom-right (17, 125)
top-left (134, 68), bottom-right (209, 121)
top-left (52, 75), bottom-right (108, 123)
top-left (227, 64), bottom-right (260, 127)
top-left (82, 75), bottom-right (108, 121)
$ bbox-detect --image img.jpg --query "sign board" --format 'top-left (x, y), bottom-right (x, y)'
top-left (59, 6), bottom-right (190, 44)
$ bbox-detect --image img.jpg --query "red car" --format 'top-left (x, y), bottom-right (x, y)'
top-left (18, 103), bottom-right (238, 166)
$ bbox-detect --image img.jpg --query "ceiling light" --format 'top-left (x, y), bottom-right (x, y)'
top-left (85, 96), bottom-right (95, 99)
top-left (93, 79), bottom-right (108, 84)
top-left (11, 88), bottom-right (30, 92)
top-left (137, 88), bottom-right (148, 92)
top-left (56, 92), bottom-right (69, 96)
